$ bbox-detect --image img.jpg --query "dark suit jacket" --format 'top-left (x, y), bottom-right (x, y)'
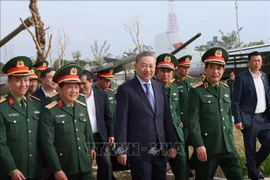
top-left (92, 88), bottom-right (114, 142)
top-left (114, 76), bottom-right (177, 160)
top-left (32, 88), bottom-right (47, 105)
top-left (232, 70), bottom-right (270, 127)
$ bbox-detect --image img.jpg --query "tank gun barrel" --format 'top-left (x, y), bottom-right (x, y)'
top-left (0, 17), bottom-right (33, 47)
top-left (170, 33), bottom-right (201, 55)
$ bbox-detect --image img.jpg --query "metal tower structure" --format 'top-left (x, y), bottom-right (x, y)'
top-left (168, 0), bottom-right (179, 32)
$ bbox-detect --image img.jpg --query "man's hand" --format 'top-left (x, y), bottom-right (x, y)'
top-left (108, 137), bottom-right (115, 145)
top-left (196, 146), bottom-right (207, 162)
top-left (55, 170), bottom-right (67, 180)
top-left (180, 122), bottom-right (184, 128)
top-left (117, 154), bottom-right (127, 166)
top-left (91, 149), bottom-right (96, 161)
top-left (234, 122), bottom-right (244, 130)
top-left (168, 148), bottom-right (177, 158)
top-left (10, 170), bottom-right (25, 180)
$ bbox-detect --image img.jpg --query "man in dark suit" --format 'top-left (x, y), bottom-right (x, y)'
top-left (80, 70), bottom-right (115, 180)
top-left (233, 51), bottom-right (270, 180)
top-left (32, 68), bottom-right (58, 105)
top-left (114, 51), bottom-right (177, 180)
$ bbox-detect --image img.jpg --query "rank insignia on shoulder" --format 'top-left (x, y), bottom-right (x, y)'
top-left (192, 82), bottom-right (203, 88)
top-left (0, 96), bottom-right (6, 104)
top-left (106, 88), bottom-right (115, 93)
top-left (170, 78), bottom-right (175, 83)
top-left (29, 95), bottom-right (41, 101)
top-left (75, 100), bottom-right (86, 107)
top-left (45, 101), bottom-right (58, 109)
top-left (220, 82), bottom-right (229, 88)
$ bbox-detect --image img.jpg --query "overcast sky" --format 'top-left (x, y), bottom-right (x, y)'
top-left (1, 1), bottom-right (270, 63)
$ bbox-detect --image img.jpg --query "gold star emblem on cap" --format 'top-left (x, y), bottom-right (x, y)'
top-left (164, 55), bottom-right (171, 62)
top-left (70, 67), bottom-right (77, 75)
top-left (110, 69), bottom-right (113, 74)
top-left (17, 60), bottom-right (24, 67)
top-left (185, 57), bottom-right (190, 61)
top-left (215, 49), bottom-right (222, 57)
top-left (30, 69), bottom-right (34, 74)
top-left (42, 63), bottom-right (46, 66)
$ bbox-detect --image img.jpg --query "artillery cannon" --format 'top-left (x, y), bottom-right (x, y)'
top-left (0, 16), bottom-right (34, 47)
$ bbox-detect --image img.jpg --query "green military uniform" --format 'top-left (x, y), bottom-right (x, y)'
top-left (226, 72), bottom-right (235, 100)
top-left (33, 60), bottom-right (49, 90)
top-left (39, 63), bottom-right (95, 179)
top-left (94, 68), bottom-right (116, 118)
top-left (156, 53), bottom-right (187, 180)
top-left (188, 47), bottom-right (243, 180)
top-left (0, 56), bottom-right (43, 180)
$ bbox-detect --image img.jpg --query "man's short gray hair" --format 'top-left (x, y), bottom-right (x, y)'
top-left (135, 51), bottom-right (155, 63)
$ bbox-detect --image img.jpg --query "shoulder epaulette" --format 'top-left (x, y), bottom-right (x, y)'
top-left (192, 81), bottom-right (203, 88)
top-left (79, 93), bottom-right (85, 97)
top-left (75, 100), bottom-right (86, 107)
top-left (49, 92), bottom-right (58, 98)
top-left (187, 76), bottom-right (193, 79)
top-left (171, 82), bottom-right (177, 87)
top-left (220, 82), bottom-right (229, 88)
top-left (0, 96), bottom-right (6, 104)
top-left (106, 88), bottom-right (115, 93)
top-left (45, 101), bottom-right (58, 109)
top-left (29, 95), bottom-right (41, 101)
top-left (170, 78), bottom-right (175, 83)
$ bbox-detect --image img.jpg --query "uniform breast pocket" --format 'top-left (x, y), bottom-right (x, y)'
top-left (170, 97), bottom-right (178, 111)
top-left (201, 99), bottom-right (215, 113)
top-left (55, 118), bottom-right (72, 134)
top-left (223, 97), bottom-right (231, 113)
top-left (78, 117), bottom-right (87, 132)
top-left (6, 118), bottom-right (22, 136)
top-left (32, 115), bottom-right (39, 132)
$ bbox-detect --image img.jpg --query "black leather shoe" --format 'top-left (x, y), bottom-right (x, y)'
top-left (248, 172), bottom-right (265, 180)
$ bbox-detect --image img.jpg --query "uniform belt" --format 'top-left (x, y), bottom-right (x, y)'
top-left (255, 111), bottom-right (266, 116)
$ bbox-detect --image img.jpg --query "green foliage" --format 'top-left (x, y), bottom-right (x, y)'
top-left (259, 155), bottom-right (270, 176)
top-left (0, 62), bottom-right (5, 75)
top-left (194, 45), bottom-right (209, 51)
top-left (243, 40), bottom-right (265, 48)
top-left (219, 28), bottom-right (243, 50)
top-left (238, 145), bottom-right (248, 176)
top-left (90, 39), bottom-right (111, 61)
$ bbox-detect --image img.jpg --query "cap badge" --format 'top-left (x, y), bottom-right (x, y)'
top-left (164, 56), bottom-right (171, 62)
top-left (70, 67), bottom-right (77, 75)
top-left (215, 49), bottom-right (222, 57)
top-left (42, 63), bottom-right (46, 67)
top-left (185, 57), bottom-right (190, 61)
top-left (17, 60), bottom-right (24, 67)
top-left (30, 69), bottom-right (34, 74)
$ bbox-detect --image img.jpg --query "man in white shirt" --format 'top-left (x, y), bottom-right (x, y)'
top-left (80, 70), bottom-right (115, 180)
top-left (233, 51), bottom-right (270, 180)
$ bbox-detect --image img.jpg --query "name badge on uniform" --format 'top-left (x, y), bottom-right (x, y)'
top-left (178, 86), bottom-right (183, 89)
top-left (224, 94), bottom-right (229, 98)
top-left (56, 114), bottom-right (66, 118)
top-left (8, 113), bottom-right (19, 117)
top-left (204, 95), bottom-right (213, 98)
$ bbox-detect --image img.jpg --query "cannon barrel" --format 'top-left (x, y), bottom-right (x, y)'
top-left (170, 33), bottom-right (202, 55)
top-left (0, 17), bottom-right (33, 47)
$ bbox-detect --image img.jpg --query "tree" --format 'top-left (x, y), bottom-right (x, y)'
top-left (243, 40), bottom-right (265, 48)
top-left (72, 51), bottom-right (81, 65)
top-left (194, 45), bottom-right (209, 51)
top-left (219, 28), bottom-right (243, 50)
top-left (124, 15), bottom-right (153, 54)
top-left (90, 39), bottom-right (111, 66)
top-left (54, 29), bottom-right (70, 69)
top-left (20, 0), bottom-right (52, 61)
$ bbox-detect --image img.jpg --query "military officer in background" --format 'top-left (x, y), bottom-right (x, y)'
top-left (226, 71), bottom-right (235, 100)
top-left (33, 60), bottom-right (49, 79)
top-left (188, 47), bottom-right (243, 180)
top-left (0, 56), bottom-right (43, 180)
top-left (94, 68), bottom-right (116, 118)
top-left (40, 63), bottom-right (96, 180)
top-left (200, 73), bottom-right (206, 82)
top-left (156, 53), bottom-right (187, 180)
top-left (172, 55), bottom-right (195, 177)
top-left (28, 68), bottom-right (39, 94)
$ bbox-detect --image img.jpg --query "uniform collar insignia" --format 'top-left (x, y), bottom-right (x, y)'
top-left (58, 100), bottom-right (63, 108)
top-left (28, 95), bottom-right (32, 101)
top-left (204, 82), bottom-right (209, 89)
top-left (8, 97), bottom-right (14, 105)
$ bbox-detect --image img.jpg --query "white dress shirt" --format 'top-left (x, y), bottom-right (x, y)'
top-left (86, 90), bottom-right (98, 133)
top-left (249, 69), bottom-right (267, 113)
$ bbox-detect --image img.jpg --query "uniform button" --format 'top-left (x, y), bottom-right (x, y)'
top-left (172, 114), bottom-right (174, 116)
top-left (83, 119), bottom-right (86, 122)
top-left (220, 100), bottom-right (222, 102)
top-left (76, 129), bottom-right (78, 131)
top-left (170, 106), bottom-right (172, 109)
top-left (29, 130), bottom-right (32, 133)
top-left (222, 117), bottom-right (225, 120)
top-left (77, 137), bottom-right (80, 140)
top-left (181, 112), bottom-right (183, 115)
top-left (62, 121), bottom-right (65, 123)
top-left (14, 120), bottom-right (16, 123)
top-left (221, 109), bottom-right (223, 111)
top-left (74, 120), bottom-right (77, 122)
top-left (204, 133), bottom-right (208, 136)
top-left (208, 101), bottom-right (211, 103)
top-left (27, 119), bottom-right (30, 122)
top-left (29, 142), bottom-right (32, 145)
top-left (223, 127), bottom-right (226, 130)
top-left (78, 147), bottom-right (81, 150)
top-left (59, 153), bottom-right (62, 156)
top-left (29, 154), bottom-right (32, 157)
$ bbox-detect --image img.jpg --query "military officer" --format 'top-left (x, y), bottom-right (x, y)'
top-left (200, 73), bottom-right (206, 82)
top-left (226, 71), bottom-right (235, 100)
top-left (188, 47), bottom-right (243, 180)
top-left (40, 63), bottom-right (96, 180)
top-left (172, 55), bottom-right (195, 176)
top-left (0, 56), bottom-right (43, 180)
top-left (33, 60), bottom-right (49, 79)
top-left (156, 53), bottom-right (187, 180)
top-left (28, 68), bottom-right (39, 94)
top-left (94, 68), bottom-right (116, 118)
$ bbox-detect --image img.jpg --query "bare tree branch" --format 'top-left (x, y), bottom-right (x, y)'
top-left (44, 34), bottom-right (53, 60)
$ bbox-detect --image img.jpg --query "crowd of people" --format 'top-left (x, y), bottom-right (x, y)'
top-left (0, 48), bottom-right (269, 180)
